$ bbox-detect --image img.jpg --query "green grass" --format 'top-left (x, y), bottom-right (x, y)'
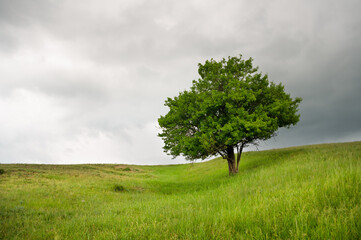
top-left (0, 141), bottom-right (360, 239)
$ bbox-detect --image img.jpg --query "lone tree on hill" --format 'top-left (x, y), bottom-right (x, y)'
top-left (158, 55), bottom-right (301, 175)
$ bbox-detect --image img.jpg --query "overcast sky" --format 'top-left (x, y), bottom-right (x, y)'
top-left (0, 0), bottom-right (360, 165)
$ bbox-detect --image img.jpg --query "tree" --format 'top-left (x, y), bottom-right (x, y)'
top-left (158, 55), bottom-right (301, 175)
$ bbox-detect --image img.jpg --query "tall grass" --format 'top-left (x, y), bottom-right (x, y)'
top-left (0, 141), bottom-right (360, 239)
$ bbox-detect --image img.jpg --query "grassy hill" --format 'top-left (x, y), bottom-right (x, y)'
top-left (0, 141), bottom-right (360, 239)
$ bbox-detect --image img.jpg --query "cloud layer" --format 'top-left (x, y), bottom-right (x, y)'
top-left (1, 0), bottom-right (360, 164)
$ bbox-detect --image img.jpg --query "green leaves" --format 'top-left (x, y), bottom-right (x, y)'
top-left (158, 54), bottom-right (301, 161)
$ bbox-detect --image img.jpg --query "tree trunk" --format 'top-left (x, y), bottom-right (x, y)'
top-left (226, 146), bottom-right (237, 175)
top-left (236, 145), bottom-right (244, 173)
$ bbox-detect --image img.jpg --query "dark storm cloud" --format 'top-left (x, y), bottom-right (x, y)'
top-left (0, 0), bottom-right (360, 164)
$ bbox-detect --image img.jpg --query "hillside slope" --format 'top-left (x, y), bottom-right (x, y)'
top-left (1, 142), bottom-right (360, 239)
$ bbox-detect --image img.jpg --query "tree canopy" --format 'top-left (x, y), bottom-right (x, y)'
top-left (158, 55), bottom-right (301, 175)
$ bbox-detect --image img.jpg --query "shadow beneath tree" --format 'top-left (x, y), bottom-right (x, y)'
top-left (149, 148), bottom-right (306, 195)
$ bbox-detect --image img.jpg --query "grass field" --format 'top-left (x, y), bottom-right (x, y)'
top-left (0, 141), bottom-right (360, 239)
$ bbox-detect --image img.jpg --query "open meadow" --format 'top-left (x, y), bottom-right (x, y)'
top-left (1, 141), bottom-right (360, 239)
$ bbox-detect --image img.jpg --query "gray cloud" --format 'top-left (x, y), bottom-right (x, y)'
top-left (0, 0), bottom-right (360, 164)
